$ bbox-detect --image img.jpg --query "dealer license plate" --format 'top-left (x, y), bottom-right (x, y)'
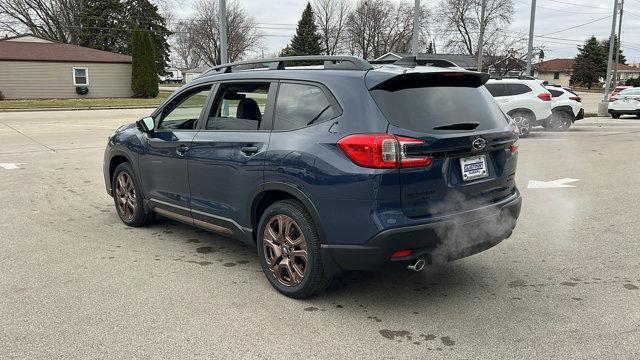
top-left (460, 155), bottom-right (488, 181)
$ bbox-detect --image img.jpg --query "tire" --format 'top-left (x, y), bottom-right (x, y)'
top-left (509, 111), bottom-right (533, 137)
top-left (112, 162), bottom-right (155, 227)
top-left (257, 200), bottom-right (331, 298)
top-left (548, 111), bottom-right (573, 131)
top-left (611, 113), bottom-right (621, 119)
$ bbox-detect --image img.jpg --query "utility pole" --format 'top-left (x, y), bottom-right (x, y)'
top-left (477, 0), bottom-right (487, 72)
top-left (526, 0), bottom-right (537, 76)
top-left (599, 0), bottom-right (619, 116)
top-left (603, 0), bottom-right (619, 102)
top-left (612, 0), bottom-right (624, 87)
top-left (412, 0), bottom-right (420, 56)
top-left (219, 0), bottom-right (228, 64)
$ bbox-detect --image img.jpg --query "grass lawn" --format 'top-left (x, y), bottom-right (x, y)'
top-left (0, 91), bottom-right (172, 110)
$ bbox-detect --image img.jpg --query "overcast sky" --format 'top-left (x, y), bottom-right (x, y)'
top-left (173, 0), bottom-right (640, 63)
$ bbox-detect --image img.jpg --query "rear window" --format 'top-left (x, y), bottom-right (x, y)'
top-left (548, 89), bottom-right (564, 98)
top-left (370, 75), bottom-right (508, 133)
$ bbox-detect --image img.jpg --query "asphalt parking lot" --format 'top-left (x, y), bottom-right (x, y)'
top-left (1, 109), bottom-right (639, 359)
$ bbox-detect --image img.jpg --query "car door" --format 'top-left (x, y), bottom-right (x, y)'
top-left (187, 81), bottom-right (277, 241)
top-left (485, 83), bottom-right (514, 111)
top-left (138, 85), bottom-right (213, 217)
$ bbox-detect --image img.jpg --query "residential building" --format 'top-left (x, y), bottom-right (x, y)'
top-left (0, 34), bottom-right (133, 99)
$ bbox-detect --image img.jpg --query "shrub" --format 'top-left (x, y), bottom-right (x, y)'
top-left (0, 90), bottom-right (4, 101)
top-left (75, 86), bottom-right (89, 95)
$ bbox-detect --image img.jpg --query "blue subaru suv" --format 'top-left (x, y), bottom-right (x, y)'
top-left (103, 56), bottom-right (521, 298)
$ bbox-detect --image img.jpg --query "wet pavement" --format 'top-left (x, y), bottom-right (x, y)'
top-left (1, 110), bottom-right (639, 359)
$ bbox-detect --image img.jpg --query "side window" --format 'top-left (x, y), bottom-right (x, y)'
top-left (507, 83), bottom-right (532, 95)
top-left (206, 83), bottom-right (270, 131)
top-left (273, 83), bottom-right (336, 131)
top-left (548, 89), bottom-right (563, 98)
top-left (485, 83), bottom-right (509, 97)
top-left (73, 67), bottom-right (88, 86)
top-left (553, 72), bottom-right (560, 80)
top-left (158, 87), bottom-right (211, 130)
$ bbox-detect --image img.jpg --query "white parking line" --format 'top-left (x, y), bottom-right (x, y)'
top-left (0, 163), bottom-right (24, 170)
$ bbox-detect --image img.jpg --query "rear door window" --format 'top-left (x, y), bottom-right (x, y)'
top-left (507, 83), bottom-right (531, 95)
top-left (273, 83), bottom-right (337, 130)
top-left (485, 83), bottom-right (509, 97)
top-left (370, 74), bottom-right (508, 133)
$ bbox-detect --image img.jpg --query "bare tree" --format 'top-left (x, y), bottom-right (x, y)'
top-left (0, 0), bottom-right (83, 42)
top-left (171, 20), bottom-right (202, 68)
top-left (436, 0), bottom-right (513, 56)
top-left (185, 0), bottom-right (262, 66)
top-left (346, 0), bottom-right (429, 60)
top-left (312, 0), bottom-right (350, 55)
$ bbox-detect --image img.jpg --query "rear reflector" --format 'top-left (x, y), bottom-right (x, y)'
top-left (569, 96), bottom-right (582, 102)
top-left (337, 134), bottom-right (434, 169)
top-left (537, 93), bottom-right (552, 101)
top-left (509, 143), bottom-right (519, 153)
top-left (391, 249), bottom-right (412, 258)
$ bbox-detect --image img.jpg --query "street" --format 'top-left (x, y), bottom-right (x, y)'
top-left (1, 109), bottom-right (639, 359)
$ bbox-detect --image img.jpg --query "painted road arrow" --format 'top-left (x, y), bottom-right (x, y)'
top-left (527, 178), bottom-right (580, 189)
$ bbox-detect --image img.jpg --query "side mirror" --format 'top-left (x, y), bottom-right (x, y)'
top-left (137, 116), bottom-right (155, 133)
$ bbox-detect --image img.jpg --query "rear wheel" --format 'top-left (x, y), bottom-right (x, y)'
top-left (112, 163), bottom-right (154, 227)
top-left (257, 200), bottom-right (331, 298)
top-left (510, 111), bottom-right (533, 137)
top-left (611, 113), bottom-right (621, 119)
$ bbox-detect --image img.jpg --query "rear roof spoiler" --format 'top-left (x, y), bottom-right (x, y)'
top-left (394, 56), bottom-right (460, 68)
top-left (368, 70), bottom-right (490, 91)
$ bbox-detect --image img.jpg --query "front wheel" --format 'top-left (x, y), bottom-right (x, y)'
top-left (548, 111), bottom-right (573, 131)
top-left (510, 111), bottom-right (533, 137)
top-left (112, 162), bottom-right (155, 227)
top-left (611, 113), bottom-right (621, 119)
top-left (257, 200), bottom-right (331, 298)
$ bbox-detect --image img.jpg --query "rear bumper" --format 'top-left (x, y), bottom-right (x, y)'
top-left (575, 108), bottom-right (584, 121)
top-left (608, 108), bottom-right (639, 115)
top-left (323, 191), bottom-right (521, 271)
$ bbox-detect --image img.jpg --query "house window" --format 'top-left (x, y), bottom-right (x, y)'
top-left (553, 72), bottom-right (560, 80)
top-left (73, 67), bottom-right (89, 86)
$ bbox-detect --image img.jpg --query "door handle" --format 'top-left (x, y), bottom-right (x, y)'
top-left (176, 144), bottom-right (190, 156)
top-left (240, 146), bottom-right (259, 155)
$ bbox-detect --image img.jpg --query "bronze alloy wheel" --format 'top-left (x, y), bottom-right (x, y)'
top-left (262, 214), bottom-right (308, 287)
top-left (115, 172), bottom-right (137, 221)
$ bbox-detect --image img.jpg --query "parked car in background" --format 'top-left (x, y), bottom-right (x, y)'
top-left (159, 68), bottom-right (184, 84)
top-left (485, 78), bottom-right (553, 136)
top-left (609, 85), bottom-right (632, 101)
top-left (103, 55), bottom-right (522, 298)
top-left (545, 86), bottom-right (584, 130)
top-left (608, 87), bottom-right (640, 118)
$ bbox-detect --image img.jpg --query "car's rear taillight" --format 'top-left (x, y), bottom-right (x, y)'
top-left (569, 96), bottom-right (581, 102)
top-left (537, 92), bottom-right (552, 101)
top-left (337, 134), bottom-right (434, 169)
top-left (610, 97), bottom-right (619, 102)
top-left (509, 142), bottom-right (519, 154)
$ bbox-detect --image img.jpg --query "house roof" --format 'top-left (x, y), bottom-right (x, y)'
top-left (0, 39), bottom-right (132, 64)
top-left (1, 34), bottom-right (54, 43)
top-left (373, 52), bottom-right (477, 69)
top-left (535, 58), bottom-right (640, 73)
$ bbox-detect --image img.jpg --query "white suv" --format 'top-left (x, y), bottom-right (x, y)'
top-left (485, 78), bottom-right (553, 136)
top-left (608, 87), bottom-right (640, 118)
top-left (545, 86), bottom-right (584, 130)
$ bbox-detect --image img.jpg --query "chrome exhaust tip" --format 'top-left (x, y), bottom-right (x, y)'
top-left (407, 259), bottom-right (426, 272)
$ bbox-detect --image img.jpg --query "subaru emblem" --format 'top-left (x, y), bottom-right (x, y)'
top-left (472, 138), bottom-right (486, 151)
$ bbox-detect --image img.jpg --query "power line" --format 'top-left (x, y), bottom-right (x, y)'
top-left (538, 15), bottom-right (612, 36)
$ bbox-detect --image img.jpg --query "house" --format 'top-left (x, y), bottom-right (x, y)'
top-left (535, 58), bottom-right (640, 87)
top-left (485, 55), bottom-right (527, 77)
top-left (372, 52), bottom-right (478, 70)
top-left (0, 34), bottom-right (133, 99)
top-left (183, 65), bottom-right (211, 83)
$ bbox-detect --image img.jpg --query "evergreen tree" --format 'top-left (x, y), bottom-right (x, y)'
top-left (123, 0), bottom-right (170, 75)
top-left (131, 28), bottom-right (158, 98)
top-left (572, 36), bottom-right (607, 89)
top-left (426, 42), bottom-right (434, 54)
top-left (79, 0), bottom-right (127, 53)
top-left (600, 35), bottom-right (627, 65)
top-left (281, 3), bottom-right (322, 56)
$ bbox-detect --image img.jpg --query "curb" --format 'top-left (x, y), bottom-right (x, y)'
top-left (0, 106), bottom-right (157, 113)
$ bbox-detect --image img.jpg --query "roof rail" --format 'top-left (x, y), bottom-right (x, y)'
top-left (490, 75), bottom-right (536, 80)
top-left (202, 56), bottom-right (373, 76)
top-left (394, 56), bottom-right (459, 68)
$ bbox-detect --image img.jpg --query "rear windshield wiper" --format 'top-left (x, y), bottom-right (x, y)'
top-left (433, 122), bottom-right (480, 131)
